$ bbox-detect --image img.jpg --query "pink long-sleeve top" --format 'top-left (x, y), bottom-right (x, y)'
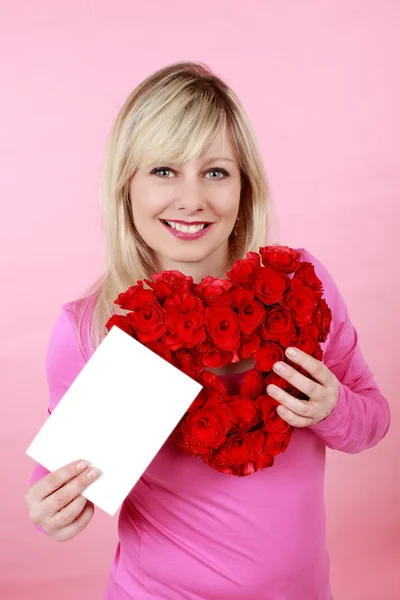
top-left (29, 247), bottom-right (391, 600)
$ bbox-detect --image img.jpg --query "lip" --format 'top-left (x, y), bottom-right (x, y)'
top-left (162, 219), bottom-right (211, 225)
top-left (160, 219), bottom-right (213, 240)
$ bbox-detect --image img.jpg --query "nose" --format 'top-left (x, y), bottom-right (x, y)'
top-left (173, 178), bottom-right (207, 214)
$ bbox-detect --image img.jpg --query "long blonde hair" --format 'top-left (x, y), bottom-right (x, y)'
top-left (72, 61), bottom-right (276, 358)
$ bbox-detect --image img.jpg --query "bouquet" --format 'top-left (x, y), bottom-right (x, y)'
top-left (105, 245), bottom-right (332, 477)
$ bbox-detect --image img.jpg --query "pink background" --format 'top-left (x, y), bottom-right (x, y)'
top-left (1, 1), bottom-right (398, 598)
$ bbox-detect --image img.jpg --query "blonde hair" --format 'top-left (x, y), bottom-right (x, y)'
top-left (72, 61), bottom-right (276, 358)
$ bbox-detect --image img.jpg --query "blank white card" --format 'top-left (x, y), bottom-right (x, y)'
top-left (26, 325), bottom-right (203, 516)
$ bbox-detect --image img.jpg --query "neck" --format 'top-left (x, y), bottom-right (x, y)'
top-left (155, 246), bottom-right (233, 283)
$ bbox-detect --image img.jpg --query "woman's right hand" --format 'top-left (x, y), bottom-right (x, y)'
top-left (25, 459), bottom-right (100, 541)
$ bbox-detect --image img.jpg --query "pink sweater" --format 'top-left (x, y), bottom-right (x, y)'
top-left (29, 248), bottom-right (391, 600)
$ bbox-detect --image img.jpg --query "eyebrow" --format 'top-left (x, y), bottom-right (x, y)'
top-left (202, 156), bottom-right (236, 165)
top-left (148, 156), bottom-right (237, 169)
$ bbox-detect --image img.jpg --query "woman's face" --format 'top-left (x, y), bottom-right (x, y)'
top-left (128, 131), bottom-right (242, 280)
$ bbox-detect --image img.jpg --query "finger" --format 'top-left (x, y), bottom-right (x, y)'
top-left (41, 466), bottom-right (100, 518)
top-left (273, 359), bottom-right (321, 399)
top-left (276, 405), bottom-right (313, 429)
top-left (284, 347), bottom-right (332, 387)
top-left (267, 385), bottom-right (314, 419)
top-left (49, 493), bottom-right (89, 530)
top-left (51, 501), bottom-right (95, 542)
top-left (29, 459), bottom-right (90, 503)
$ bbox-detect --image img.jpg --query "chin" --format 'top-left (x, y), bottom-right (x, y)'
top-left (156, 241), bottom-right (219, 264)
top-left (163, 248), bottom-right (212, 263)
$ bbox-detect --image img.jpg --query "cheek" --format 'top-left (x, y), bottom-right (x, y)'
top-left (214, 184), bottom-right (241, 217)
top-left (216, 203), bottom-right (240, 226)
top-left (130, 191), bottom-right (167, 222)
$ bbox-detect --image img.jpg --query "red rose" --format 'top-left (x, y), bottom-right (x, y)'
top-left (226, 395), bottom-right (260, 431)
top-left (226, 251), bottom-right (261, 286)
top-left (259, 305), bottom-right (296, 343)
top-left (253, 341), bottom-right (285, 372)
top-left (259, 245), bottom-right (301, 273)
top-left (164, 292), bottom-right (206, 347)
top-left (105, 314), bottom-right (135, 337)
top-left (213, 429), bottom-right (265, 467)
top-left (266, 429), bottom-right (293, 456)
top-left (186, 387), bottom-right (223, 414)
top-left (259, 395), bottom-right (291, 434)
top-left (194, 340), bottom-right (232, 368)
top-left (161, 332), bottom-right (184, 351)
top-left (200, 350), bottom-right (232, 368)
top-left (194, 276), bottom-right (235, 307)
top-left (240, 461), bottom-right (256, 476)
top-left (254, 452), bottom-right (274, 470)
top-left (147, 270), bottom-right (193, 297)
top-left (293, 261), bottom-right (323, 296)
top-left (258, 322), bottom-right (297, 351)
top-left (280, 278), bottom-right (319, 327)
top-left (114, 281), bottom-right (144, 310)
top-left (254, 266), bottom-right (290, 304)
top-left (126, 289), bottom-right (167, 343)
top-left (310, 297), bottom-right (332, 343)
top-left (174, 349), bottom-right (203, 380)
top-left (199, 370), bottom-right (229, 398)
top-left (143, 279), bottom-right (173, 301)
top-left (205, 442), bottom-right (274, 476)
top-left (205, 305), bottom-right (240, 351)
top-left (240, 369), bottom-right (264, 399)
top-left (292, 332), bottom-right (319, 356)
top-left (164, 291), bottom-right (204, 313)
top-left (313, 345), bottom-right (323, 361)
top-left (202, 454), bottom-right (236, 475)
top-left (239, 333), bottom-right (261, 359)
top-left (169, 421), bottom-right (203, 457)
top-left (320, 298), bottom-right (332, 341)
top-left (298, 323), bottom-right (320, 341)
top-left (240, 449), bottom-right (275, 475)
top-left (196, 339), bottom-right (212, 352)
top-left (235, 289), bottom-right (266, 335)
top-left (182, 395), bottom-right (231, 454)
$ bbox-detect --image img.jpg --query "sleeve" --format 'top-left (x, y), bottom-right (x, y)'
top-left (299, 249), bottom-right (391, 453)
top-left (29, 305), bottom-right (88, 534)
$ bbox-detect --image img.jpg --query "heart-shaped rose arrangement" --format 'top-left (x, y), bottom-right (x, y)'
top-left (105, 245), bottom-right (332, 477)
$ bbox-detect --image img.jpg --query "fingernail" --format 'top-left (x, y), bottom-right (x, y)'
top-left (76, 460), bottom-right (87, 471)
top-left (277, 407), bottom-right (286, 415)
top-left (273, 362), bottom-right (286, 373)
top-left (286, 347), bottom-right (297, 357)
top-left (87, 468), bottom-right (99, 480)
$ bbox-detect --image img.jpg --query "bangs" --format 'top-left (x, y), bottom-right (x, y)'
top-left (132, 87), bottom-right (233, 170)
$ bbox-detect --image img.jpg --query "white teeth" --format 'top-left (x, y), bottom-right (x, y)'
top-left (165, 221), bottom-right (207, 233)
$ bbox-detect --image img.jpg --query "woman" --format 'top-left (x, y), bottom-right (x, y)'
top-left (25, 61), bottom-right (391, 599)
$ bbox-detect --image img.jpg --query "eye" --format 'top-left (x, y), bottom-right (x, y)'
top-left (151, 167), bottom-right (174, 178)
top-left (150, 167), bottom-right (229, 180)
top-left (205, 169), bottom-right (229, 180)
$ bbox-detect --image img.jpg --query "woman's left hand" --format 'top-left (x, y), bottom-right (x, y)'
top-left (266, 347), bottom-right (340, 428)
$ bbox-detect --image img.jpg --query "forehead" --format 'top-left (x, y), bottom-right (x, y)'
top-left (199, 129), bottom-right (235, 158)
top-left (135, 121), bottom-right (239, 172)
top-left (177, 134), bottom-right (238, 167)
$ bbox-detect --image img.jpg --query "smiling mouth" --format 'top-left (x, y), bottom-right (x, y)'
top-left (161, 220), bottom-right (211, 233)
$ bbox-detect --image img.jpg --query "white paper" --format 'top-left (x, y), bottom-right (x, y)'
top-left (26, 325), bottom-right (203, 516)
